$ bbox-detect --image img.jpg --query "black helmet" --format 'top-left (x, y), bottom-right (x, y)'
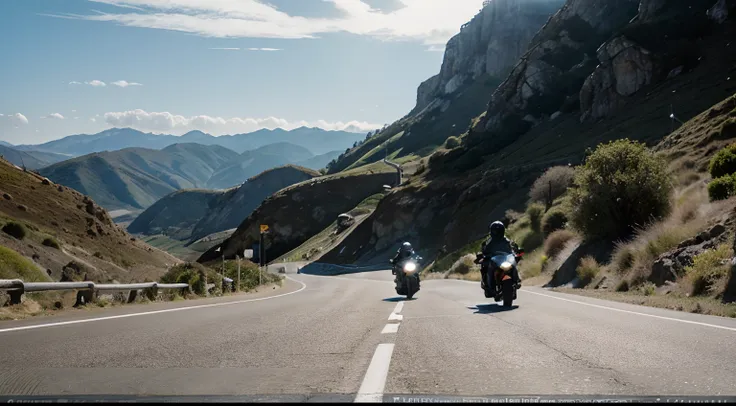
top-left (489, 221), bottom-right (505, 239)
top-left (401, 242), bottom-right (413, 251)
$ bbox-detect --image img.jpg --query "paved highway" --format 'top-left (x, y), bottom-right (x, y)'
top-left (1, 264), bottom-right (736, 401)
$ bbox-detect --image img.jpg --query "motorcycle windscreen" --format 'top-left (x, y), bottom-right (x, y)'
top-left (490, 253), bottom-right (517, 268)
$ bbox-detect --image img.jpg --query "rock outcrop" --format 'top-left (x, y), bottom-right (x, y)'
top-left (412, 0), bottom-right (565, 115)
top-left (479, 0), bottom-right (640, 134)
top-left (580, 36), bottom-right (654, 121)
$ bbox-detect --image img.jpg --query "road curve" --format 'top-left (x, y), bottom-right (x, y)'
top-left (1, 266), bottom-right (735, 401)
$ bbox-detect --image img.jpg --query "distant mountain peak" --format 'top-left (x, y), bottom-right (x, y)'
top-left (182, 130), bottom-right (211, 138)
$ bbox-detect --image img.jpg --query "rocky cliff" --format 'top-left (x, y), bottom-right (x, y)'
top-left (412, 0), bottom-right (565, 116)
top-left (476, 0), bottom-right (734, 138)
top-left (198, 164), bottom-right (397, 264)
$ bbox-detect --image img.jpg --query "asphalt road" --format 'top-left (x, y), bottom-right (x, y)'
top-left (1, 264), bottom-right (736, 402)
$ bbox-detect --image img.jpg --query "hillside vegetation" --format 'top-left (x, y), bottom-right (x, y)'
top-left (198, 161), bottom-right (398, 264)
top-left (129, 165), bottom-right (320, 244)
top-left (0, 157), bottom-right (181, 285)
top-left (39, 143), bottom-right (240, 210)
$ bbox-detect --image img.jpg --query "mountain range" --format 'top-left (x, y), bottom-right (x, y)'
top-left (0, 145), bottom-right (70, 170)
top-left (14, 127), bottom-right (367, 157)
top-left (38, 141), bottom-right (341, 211)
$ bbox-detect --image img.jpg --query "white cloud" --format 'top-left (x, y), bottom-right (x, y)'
top-left (90, 118), bottom-right (97, 122)
top-left (86, 80), bottom-right (107, 87)
top-left (69, 81), bottom-right (82, 85)
top-left (247, 47), bottom-right (282, 51)
top-left (43, 113), bottom-right (65, 120)
top-left (5, 113), bottom-right (29, 125)
top-left (111, 80), bottom-right (143, 87)
top-left (75, 117), bottom-right (81, 120)
top-left (103, 109), bottom-right (379, 135)
top-left (55, 0), bottom-right (484, 46)
top-left (72, 109), bottom-right (77, 112)
top-left (210, 47), bottom-right (240, 50)
top-left (427, 45), bottom-right (445, 52)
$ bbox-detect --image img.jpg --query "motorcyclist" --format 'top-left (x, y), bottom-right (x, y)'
top-left (479, 221), bottom-right (522, 293)
top-left (390, 242), bottom-right (415, 274)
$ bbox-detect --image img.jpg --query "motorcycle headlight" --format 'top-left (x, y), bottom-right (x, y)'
top-left (403, 262), bottom-right (417, 274)
top-left (500, 262), bottom-right (513, 271)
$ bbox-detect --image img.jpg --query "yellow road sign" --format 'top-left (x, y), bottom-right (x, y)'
top-left (260, 224), bottom-right (269, 233)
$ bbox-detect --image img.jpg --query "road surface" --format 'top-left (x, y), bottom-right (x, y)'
top-left (1, 264), bottom-right (736, 402)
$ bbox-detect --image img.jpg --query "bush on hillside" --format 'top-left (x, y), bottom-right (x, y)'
top-left (576, 256), bottom-right (601, 287)
top-left (444, 136), bottom-right (461, 149)
top-left (708, 174), bottom-right (736, 201)
top-left (544, 229), bottom-right (576, 258)
top-left (686, 244), bottom-right (732, 296)
top-left (542, 209), bottom-right (568, 235)
top-left (2, 222), bottom-right (27, 240)
top-left (42, 237), bottom-right (61, 249)
top-left (708, 143), bottom-right (736, 179)
top-left (526, 203), bottom-right (545, 233)
top-left (529, 166), bottom-right (575, 208)
top-left (569, 139), bottom-right (672, 240)
top-left (450, 254), bottom-right (476, 275)
top-left (162, 262), bottom-right (211, 296)
top-left (519, 229), bottom-right (544, 252)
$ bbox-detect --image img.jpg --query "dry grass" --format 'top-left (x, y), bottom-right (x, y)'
top-left (449, 254), bottom-right (477, 275)
top-left (555, 288), bottom-right (736, 318)
top-left (576, 256), bottom-right (601, 287)
top-left (685, 243), bottom-right (733, 296)
top-left (608, 180), bottom-right (730, 285)
top-left (544, 229), bottom-right (576, 258)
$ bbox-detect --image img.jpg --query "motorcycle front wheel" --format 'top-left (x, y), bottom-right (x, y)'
top-left (406, 277), bottom-right (416, 299)
top-left (502, 279), bottom-right (515, 307)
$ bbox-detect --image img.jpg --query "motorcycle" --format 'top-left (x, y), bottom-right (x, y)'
top-left (390, 254), bottom-right (423, 299)
top-left (475, 249), bottom-right (524, 307)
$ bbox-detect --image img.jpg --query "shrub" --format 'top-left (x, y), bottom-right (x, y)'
top-left (93, 251), bottom-right (103, 259)
top-left (686, 244), bottom-right (732, 296)
top-left (542, 209), bottom-right (568, 235)
top-left (708, 143), bottom-right (736, 179)
top-left (707, 174), bottom-right (736, 201)
top-left (444, 136), bottom-right (461, 149)
top-left (450, 254), bottom-right (476, 275)
top-left (611, 246), bottom-right (634, 273)
top-left (2, 221), bottom-right (27, 240)
top-left (162, 262), bottom-right (210, 296)
top-left (616, 279), bottom-right (629, 292)
top-left (529, 166), bottom-right (575, 207)
top-left (519, 229), bottom-right (544, 252)
top-left (42, 237), bottom-right (61, 249)
top-left (576, 256), bottom-right (601, 287)
top-left (639, 281), bottom-right (656, 296)
top-left (544, 229), bottom-right (576, 258)
top-left (569, 139), bottom-right (673, 239)
top-left (526, 203), bottom-right (545, 233)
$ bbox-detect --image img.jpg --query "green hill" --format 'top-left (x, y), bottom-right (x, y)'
top-left (39, 143), bottom-right (240, 210)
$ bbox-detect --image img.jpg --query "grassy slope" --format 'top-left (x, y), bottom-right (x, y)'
top-left (190, 165), bottom-right (320, 243)
top-left (127, 188), bottom-right (227, 240)
top-left (198, 161), bottom-right (397, 264)
top-left (329, 75), bottom-right (500, 174)
top-left (0, 157), bottom-right (181, 284)
top-left (39, 143), bottom-right (240, 211)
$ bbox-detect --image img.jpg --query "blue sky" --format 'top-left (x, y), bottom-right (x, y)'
top-left (0, 0), bottom-right (485, 144)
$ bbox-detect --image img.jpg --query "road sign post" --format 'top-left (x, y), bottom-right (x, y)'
top-left (236, 255), bottom-right (241, 292)
top-left (259, 225), bottom-right (269, 286)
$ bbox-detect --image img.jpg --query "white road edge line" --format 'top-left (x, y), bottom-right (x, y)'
top-left (355, 343), bottom-right (395, 403)
top-left (524, 290), bottom-right (736, 332)
top-left (0, 275), bottom-right (308, 334)
top-left (393, 302), bottom-right (404, 314)
top-left (381, 323), bottom-right (400, 334)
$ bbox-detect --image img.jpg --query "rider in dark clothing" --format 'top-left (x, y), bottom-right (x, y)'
top-left (391, 242), bottom-right (415, 274)
top-left (480, 221), bottom-right (522, 294)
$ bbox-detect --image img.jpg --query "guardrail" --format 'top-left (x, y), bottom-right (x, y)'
top-left (0, 279), bottom-right (189, 306)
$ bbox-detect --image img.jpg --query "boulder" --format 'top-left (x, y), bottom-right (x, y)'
top-left (580, 36), bottom-right (654, 121)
